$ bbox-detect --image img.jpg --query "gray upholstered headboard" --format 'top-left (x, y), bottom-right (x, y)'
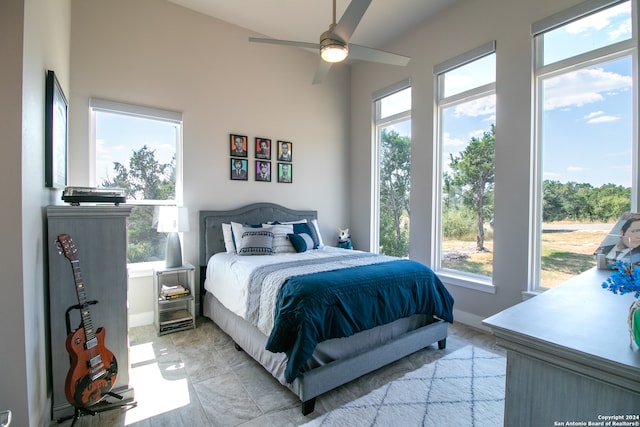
top-left (199, 202), bottom-right (318, 268)
top-left (198, 203), bottom-right (317, 312)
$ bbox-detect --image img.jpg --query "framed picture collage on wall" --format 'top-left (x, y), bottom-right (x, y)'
top-left (229, 133), bottom-right (292, 183)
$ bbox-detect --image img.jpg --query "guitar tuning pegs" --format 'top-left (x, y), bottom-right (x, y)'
top-left (55, 241), bottom-right (62, 255)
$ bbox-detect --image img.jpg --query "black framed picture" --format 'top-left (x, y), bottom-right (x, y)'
top-left (255, 161), bottom-right (271, 182)
top-left (45, 70), bottom-right (68, 188)
top-left (230, 134), bottom-right (248, 157)
top-left (255, 137), bottom-right (271, 160)
top-left (230, 158), bottom-right (248, 180)
top-left (277, 140), bottom-right (292, 162)
top-left (277, 162), bottom-right (292, 183)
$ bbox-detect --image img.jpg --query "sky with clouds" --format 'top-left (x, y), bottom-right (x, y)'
top-left (438, 1), bottom-right (633, 188)
top-left (95, 112), bottom-right (177, 186)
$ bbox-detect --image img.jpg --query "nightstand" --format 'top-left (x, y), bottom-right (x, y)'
top-left (153, 263), bottom-right (196, 335)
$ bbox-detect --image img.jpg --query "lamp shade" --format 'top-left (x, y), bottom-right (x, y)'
top-left (157, 206), bottom-right (189, 268)
top-left (157, 206), bottom-right (190, 233)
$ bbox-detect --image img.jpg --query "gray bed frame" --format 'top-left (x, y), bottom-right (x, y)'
top-left (199, 203), bottom-right (448, 415)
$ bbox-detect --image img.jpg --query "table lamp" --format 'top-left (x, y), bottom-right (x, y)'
top-left (157, 206), bottom-right (189, 268)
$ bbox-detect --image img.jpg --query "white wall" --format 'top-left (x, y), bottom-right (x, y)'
top-left (0, 1), bottom-right (29, 424)
top-left (0, 0), bottom-right (71, 425)
top-left (349, 0), bottom-right (588, 328)
top-left (69, 0), bottom-right (352, 294)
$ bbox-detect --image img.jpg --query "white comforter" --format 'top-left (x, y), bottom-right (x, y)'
top-left (204, 247), bottom-right (393, 335)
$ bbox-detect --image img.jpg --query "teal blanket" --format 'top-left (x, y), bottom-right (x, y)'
top-left (264, 259), bottom-right (454, 382)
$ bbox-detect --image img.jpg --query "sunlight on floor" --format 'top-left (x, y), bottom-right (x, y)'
top-left (124, 341), bottom-right (191, 425)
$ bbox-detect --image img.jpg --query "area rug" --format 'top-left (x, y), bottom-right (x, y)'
top-left (302, 345), bottom-right (505, 427)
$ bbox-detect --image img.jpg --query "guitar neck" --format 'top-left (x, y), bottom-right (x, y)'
top-left (70, 260), bottom-right (97, 346)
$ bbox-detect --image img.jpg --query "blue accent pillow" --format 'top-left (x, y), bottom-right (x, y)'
top-left (293, 223), bottom-right (319, 249)
top-left (288, 233), bottom-right (315, 253)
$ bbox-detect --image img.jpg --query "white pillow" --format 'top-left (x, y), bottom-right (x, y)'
top-left (310, 219), bottom-right (324, 247)
top-left (222, 223), bottom-right (235, 253)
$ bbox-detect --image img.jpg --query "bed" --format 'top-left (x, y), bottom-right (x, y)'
top-left (198, 203), bottom-right (453, 415)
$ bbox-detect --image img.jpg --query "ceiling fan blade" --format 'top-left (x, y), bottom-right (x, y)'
top-left (312, 60), bottom-right (333, 85)
top-left (249, 37), bottom-right (319, 50)
top-left (333, 0), bottom-right (372, 43)
top-left (348, 44), bottom-right (411, 66)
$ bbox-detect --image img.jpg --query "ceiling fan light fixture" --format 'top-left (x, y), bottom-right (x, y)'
top-left (320, 30), bottom-right (348, 63)
top-left (320, 44), bottom-right (348, 63)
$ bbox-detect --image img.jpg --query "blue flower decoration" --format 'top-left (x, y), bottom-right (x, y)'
top-left (602, 260), bottom-right (640, 298)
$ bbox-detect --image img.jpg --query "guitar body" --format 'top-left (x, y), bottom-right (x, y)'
top-left (64, 325), bottom-right (118, 407)
top-left (56, 233), bottom-right (119, 408)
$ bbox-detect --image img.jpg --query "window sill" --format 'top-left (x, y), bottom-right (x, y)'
top-left (436, 270), bottom-right (496, 294)
top-left (127, 261), bottom-right (165, 279)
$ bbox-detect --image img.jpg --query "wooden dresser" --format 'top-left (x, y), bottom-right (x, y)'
top-left (46, 205), bottom-right (134, 419)
top-left (484, 267), bottom-right (640, 426)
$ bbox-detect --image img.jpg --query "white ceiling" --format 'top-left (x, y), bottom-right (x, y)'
top-left (167, 0), bottom-right (457, 49)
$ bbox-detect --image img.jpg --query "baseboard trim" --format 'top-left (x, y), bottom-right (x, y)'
top-left (129, 311), bottom-right (153, 328)
top-left (452, 309), bottom-right (492, 333)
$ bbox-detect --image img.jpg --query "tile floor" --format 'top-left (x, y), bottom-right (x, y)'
top-left (52, 317), bottom-right (503, 427)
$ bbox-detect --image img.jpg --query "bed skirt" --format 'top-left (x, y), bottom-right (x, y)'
top-left (203, 291), bottom-right (448, 411)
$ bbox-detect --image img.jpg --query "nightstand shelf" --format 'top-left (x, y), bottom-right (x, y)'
top-left (153, 263), bottom-right (196, 335)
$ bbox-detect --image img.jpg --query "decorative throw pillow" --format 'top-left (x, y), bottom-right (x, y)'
top-left (293, 223), bottom-right (319, 249)
top-left (266, 224), bottom-right (296, 253)
top-left (288, 233), bottom-right (315, 253)
top-left (231, 221), bottom-right (262, 253)
top-left (237, 230), bottom-right (274, 256)
top-left (222, 223), bottom-right (235, 254)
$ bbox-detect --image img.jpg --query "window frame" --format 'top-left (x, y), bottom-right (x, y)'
top-left (530, 0), bottom-right (638, 291)
top-left (433, 41), bottom-right (497, 294)
top-left (371, 80), bottom-right (412, 254)
top-left (89, 98), bottom-right (184, 265)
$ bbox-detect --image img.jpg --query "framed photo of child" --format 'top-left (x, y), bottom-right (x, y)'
top-left (594, 212), bottom-right (640, 269)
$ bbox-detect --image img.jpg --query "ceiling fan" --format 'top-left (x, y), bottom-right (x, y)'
top-left (248, 0), bottom-right (411, 84)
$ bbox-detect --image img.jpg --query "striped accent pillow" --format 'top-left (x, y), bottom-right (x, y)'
top-left (288, 232), bottom-right (315, 253)
top-left (268, 224), bottom-right (296, 254)
top-left (237, 230), bottom-right (274, 256)
top-left (293, 223), bottom-right (319, 249)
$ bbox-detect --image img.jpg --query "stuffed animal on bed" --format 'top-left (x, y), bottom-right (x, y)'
top-left (337, 228), bottom-right (353, 250)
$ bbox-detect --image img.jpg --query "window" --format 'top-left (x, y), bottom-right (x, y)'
top-left (90, 99), bottom-right (183, 264)
top-left (532, 0), bottom-right (636, 289)
top-left (372, 81), bottom-right (411, 257)
top-left (434, 42), bottom-right (496, 286)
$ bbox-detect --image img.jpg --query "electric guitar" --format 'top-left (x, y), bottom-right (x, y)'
top-left (56, 233), bottom-right (118, 408)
